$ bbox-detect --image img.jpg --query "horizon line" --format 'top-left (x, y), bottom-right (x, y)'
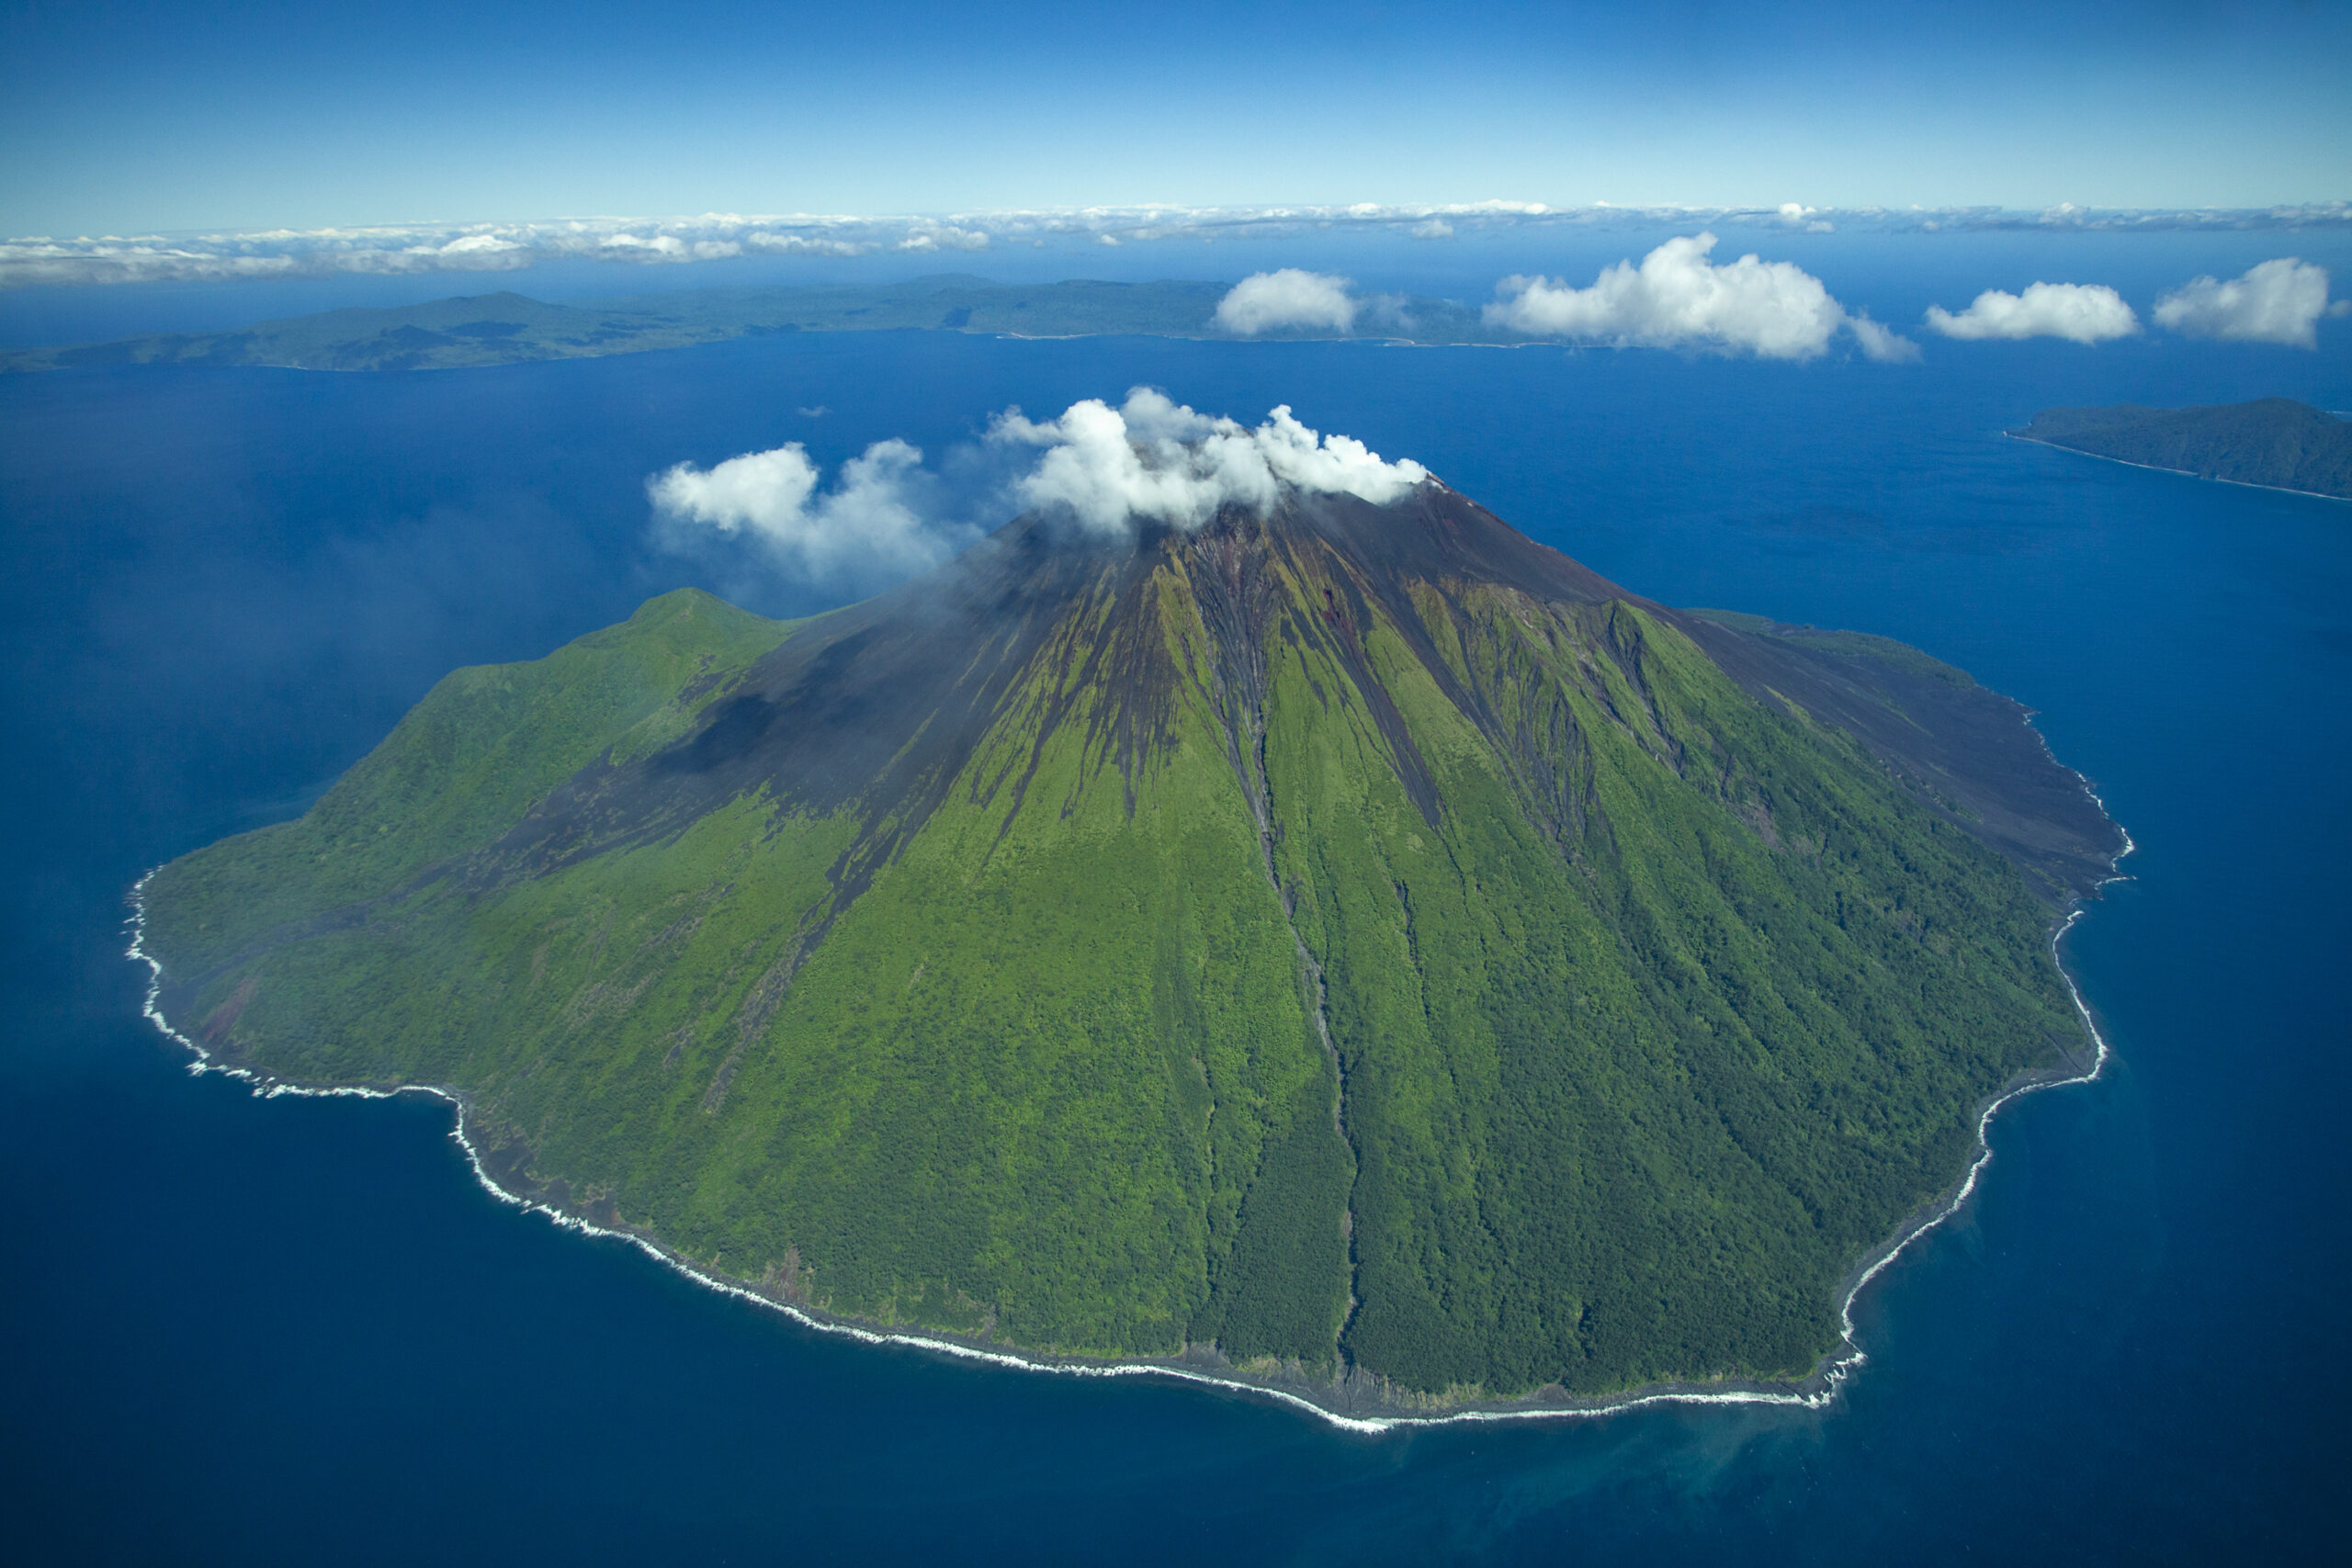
top-left (9, 200), bottom-right (2351, 290)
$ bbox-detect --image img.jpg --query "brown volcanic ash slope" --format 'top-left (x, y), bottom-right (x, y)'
top-left (143, 479), bottom-right (2121, 1408)
top-left (503, 485), bottom-right (2111, 899)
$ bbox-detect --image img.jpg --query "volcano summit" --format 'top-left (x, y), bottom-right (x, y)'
top-left (139, 412), bottom-right (2120, 1416)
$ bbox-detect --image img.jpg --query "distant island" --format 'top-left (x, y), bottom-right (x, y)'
top-left (136, 472), bottom-right (2121, 1420)
top-left (2, 276), bottom-right (1500, 373)
top-left (2011, 399), bottom-right (2352, 501)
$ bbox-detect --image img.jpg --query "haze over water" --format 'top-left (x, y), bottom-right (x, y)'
top-left (2, 240), bottom-right (2346, 1562)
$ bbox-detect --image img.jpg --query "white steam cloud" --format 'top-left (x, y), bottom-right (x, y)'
top-left (2153, 257), bottom-right (2342, 348)
top-left (1215, 269), bottom-right (1359, 335)
top-left (1923, 282), bottom-right (2141, 344)
top-left (650, 391), bottom-right (1430, 587)
top-left (992, 389), bottom-right (1428, 535)
top-left (648, 439), bottom-right (976, 590)
top-left (1481, 233), bottom-right (1916, 361)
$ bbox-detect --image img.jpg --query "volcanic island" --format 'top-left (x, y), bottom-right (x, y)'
top-left (138, 439), bottom-right (2122, 1420)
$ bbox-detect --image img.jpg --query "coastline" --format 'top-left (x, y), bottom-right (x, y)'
top-left (2006, 431), bottom-right (2351, 503)
top-left (123, 776), bottom-right (2132, 1432)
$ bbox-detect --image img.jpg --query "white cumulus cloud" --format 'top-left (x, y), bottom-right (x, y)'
top-left (898, 224), bottom-right (990, 254)
top-left (2153, 257), bottom-right (2338, 348)
top-left (1214, 269), bottom-right (1359, 335)
top-left (1844, 313), bottom-right (1921, 364)
top-left (990, 388), bottom-right (1427, 535)
top-left (648, 438), bottom-right (977, 590)
top-left (1923, 282), bottom-right (2140, 344)
top-left (1481, 232), bottom-right (1912, 360)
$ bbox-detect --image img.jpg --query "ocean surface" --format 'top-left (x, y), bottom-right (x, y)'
top-left (4, 282), bottom-right (2348, 1561)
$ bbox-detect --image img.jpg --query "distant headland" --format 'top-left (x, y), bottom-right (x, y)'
top-left (2011, 399), bottom-right (2352, 501)
top-left (0, 277), bottom-right (1505, 373)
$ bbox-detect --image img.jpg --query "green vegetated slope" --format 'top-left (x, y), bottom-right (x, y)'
top-left (142, 483), bottom-right (2117, 1404)
top-left (2014, 398), bottom-right (2352, 499)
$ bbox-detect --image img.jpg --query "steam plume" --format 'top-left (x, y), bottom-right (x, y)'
top-left (650, 390), bottom-right (1431, 585)
top-left (991, 389), bottom-right (1427, 534)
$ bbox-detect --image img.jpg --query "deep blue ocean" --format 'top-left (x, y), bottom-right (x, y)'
top-left (4, 247), bottom-right (2348, 1562)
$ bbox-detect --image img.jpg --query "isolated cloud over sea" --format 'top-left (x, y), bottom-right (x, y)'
top-left (1482, 233), bottom-right (1916, 361)
top-left (2154, 257), bottom-right (2343, 348)
top-left (1214, 270), bottom-right (1360, 335)
top-left (648, 439), bottom-right (977, 591)
top-left (1924, 282), bottom-right (2141, 344)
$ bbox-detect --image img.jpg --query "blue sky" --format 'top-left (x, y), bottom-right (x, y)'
top-left (4, 0), bottom-right (2347, 236)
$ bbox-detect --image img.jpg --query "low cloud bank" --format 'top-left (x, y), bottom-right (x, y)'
top-left (0, 216), bottom-right (966, 287)
top-left (1214, 269), bottom-right (1359, 334)
top-left (648, 439), bottom-right (976, 591)
top-left (651, 390), bottom-right (1428, 586)
top-left (1482, 233), bottom-right (1915, 361)
top-left (1923, 282), bottom-right (2140, 344)
top-left (993, 389), bottom-right (1427, 534)
top-left (2154, 257), bottom-right (2342, 348)
top-left (13, 202), bottom-right (2351, 288)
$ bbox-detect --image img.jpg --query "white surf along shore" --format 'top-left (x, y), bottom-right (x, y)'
top-left (123, 761), bottom-right (2133, 1434)
top-left (2005, 430), bottom-right (2350, 504)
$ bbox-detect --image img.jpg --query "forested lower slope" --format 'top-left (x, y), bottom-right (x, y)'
top-left (142, 481), bottom-right (2119, 1404)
